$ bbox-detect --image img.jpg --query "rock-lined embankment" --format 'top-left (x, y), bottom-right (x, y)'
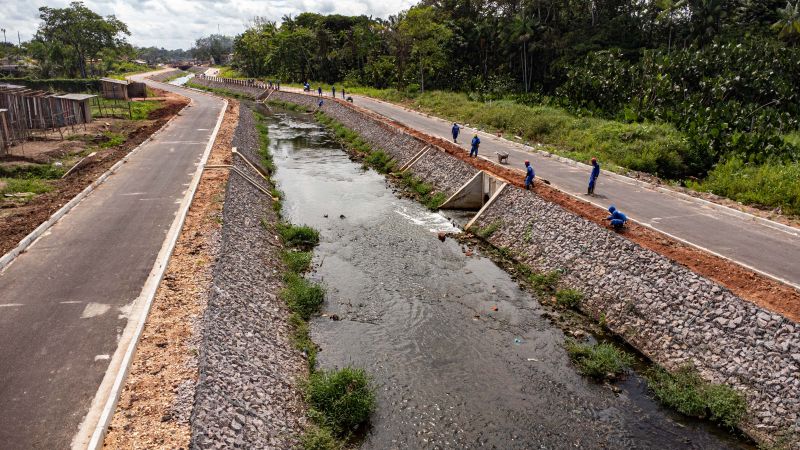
top-left (148, 69), bottom-right (184, 82)
top-left (191, 106), bottom-right (307, 448)
top-left (471, 187), bottom-right (799, 441)
top-left (405, 146), bottom-right (480, 197)
top-left (188, 76), bottom-right (267, 98)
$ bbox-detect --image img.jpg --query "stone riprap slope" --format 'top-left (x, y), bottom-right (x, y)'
top-left (148, 69), bottom-right (184, 82)
top-left (189, 76), bottom-right (267, 99)
top-left (406, 148), bottom-right (480, 197)
top-left (472, 186), bottom-right (799, 441)
top-left (191, 106), bottom-right (306, 448)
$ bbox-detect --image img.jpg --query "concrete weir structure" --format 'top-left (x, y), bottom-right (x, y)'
top-left (184, 82), bottom-right (799, 444)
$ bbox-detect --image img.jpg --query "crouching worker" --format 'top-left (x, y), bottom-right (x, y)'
top-left (524, 160), bottom-right (535, 190)
top-left (606, 205), bottom-right (627, 231)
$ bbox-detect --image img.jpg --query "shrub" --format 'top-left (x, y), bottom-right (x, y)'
top-left (530, 270), bottom-right (560, 294)
top-left (565, 340), bottom-right (634, 379)
top-left (556, 289), bottom-right (583, 309)
top-left (301, 426), bottom-right (341, 450)
top-left (306, 367), bottom-right (376, 435)
top-left (289, 312), bottom-right (318, 369)
top-left (281, 272), bottom-right (325, 320)
top-left (277, 223), bottom-right (320, 249)
top-left (283, 250), bottom-right (313, 273)
top-left (647, 366), bottom-right (747, 429)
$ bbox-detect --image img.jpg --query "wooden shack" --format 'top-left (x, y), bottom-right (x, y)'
top-left (100, 78), bottom-right (148, 100)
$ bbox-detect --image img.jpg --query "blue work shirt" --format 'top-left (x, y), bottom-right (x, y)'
top-left (526, 165), bottom-right (535, 180)
top-left (471, 136), bottom-right (480, 148)
top-left (591, 163), bottom-right (600, 180)
top-left (452, 124), bottom-right (460, 137)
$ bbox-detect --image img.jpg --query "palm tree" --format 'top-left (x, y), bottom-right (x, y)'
top-left (772, 1), bottom-right (800, 44)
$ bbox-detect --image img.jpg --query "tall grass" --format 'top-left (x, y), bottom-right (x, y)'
top-left (565, 340), bottom-right (634, 379)
top-left (0, 178), bottom-right (53, 195)
top-left (688, 157), bottom-right (800, 215)
top-left (305, 367), bottom-right (376, 435)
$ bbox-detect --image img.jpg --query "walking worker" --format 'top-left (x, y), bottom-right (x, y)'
top-left (451, 123), bottom-right (460, 143)
top-left (588, 157), bottom-right (600, 195)
top-left (332, 86), bottom-right (336, 97)
top-left (318, 86), bottom-right (323, 96)
top-left (470, 134), bottom-right (480, 157)
top-left (524, 160), bottom-right (535, 190)
top-left (606, 205), bottom-right (627, 231)
top-left (342, 88), bottom-right (346, 99)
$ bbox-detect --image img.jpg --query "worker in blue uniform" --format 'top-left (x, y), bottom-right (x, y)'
top-left (524, 161), bottom-right (535, 190)
top-left (606, 205), bottom-right (627, 231)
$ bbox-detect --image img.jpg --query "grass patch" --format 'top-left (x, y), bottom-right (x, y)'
top-left (99, 131), bottom-right (126, 148)
top-left (278, 222), bottom-right (320, 249)
top-left (687, 157), bottom-right (800, 215)
top-left (530, 270), bottom-right (561, 295)
top-left (398, 172), bottom-right (445, 210)
top-left (252, 111), bottom-right (276, 174)
top-left (364, 150), bottom-right (395, 174)
top-left (305, 367), bottom-right (376, 436)
top-left (215, 65), bottom-right (245, 78)
top-left (474, 219), bottom-right (503, 239)
top-left (0, 178), bottom-right (53, 195)
top-left (565, 340), bottom-right (634, 379)
top-left (281, 272), bottom-right (325, 320)
top-left (283, 250), bottom-right (313, 273)
top-left (647, 366), bottom-right (747, 429)
top-left (555, 289), bottom-right (583, 309)
top-left (185, 80), bottom-right (251, 99)
top-left (289, 312), bottom-right (318, 369)
top-left (0, 164), bottom-right (64, 179)
top-left (300, 425), bottom-right (341, 450)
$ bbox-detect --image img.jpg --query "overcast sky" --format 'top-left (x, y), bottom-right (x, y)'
top-left (3, 0), bottom-right (416, 49)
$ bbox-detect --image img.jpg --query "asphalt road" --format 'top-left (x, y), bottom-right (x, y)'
top-left (309, 89), bottom-right (800, 288)
top-left (0, 75), bottom-right (224, 449)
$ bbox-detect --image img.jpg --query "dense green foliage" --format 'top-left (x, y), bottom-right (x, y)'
top-left (0, 77), bottom-right (101, 92)
top-left (277, 222), bottom-right (321, 249)
top-left (305, 367), bottom-right (376, 435)
top-left (555, 289), bottom-right (583, 308)
top-left (647, 366), bottom-right (747, 428)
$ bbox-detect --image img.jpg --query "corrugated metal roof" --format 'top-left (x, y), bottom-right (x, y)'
top-left (54, 93), bottom-right (97, 101)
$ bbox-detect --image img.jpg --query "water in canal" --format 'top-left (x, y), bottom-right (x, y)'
top-left (264, 106), bottom-right (749, 449)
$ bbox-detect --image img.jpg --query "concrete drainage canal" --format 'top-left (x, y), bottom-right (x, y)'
top-left (263, 105), bottom-right (751, 449)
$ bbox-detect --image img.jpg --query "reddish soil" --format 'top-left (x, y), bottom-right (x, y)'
top-left (0, 95), bottom-right (188, 258)
top-left (340, 99), bottom-right (800, 323)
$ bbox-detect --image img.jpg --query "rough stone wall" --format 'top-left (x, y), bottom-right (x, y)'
top-left (472, 186), bottom-right (799, 439)
top-left (148, 69), bottom-right (183, 82)
top-left (406, 148), bottom-right (479, 197)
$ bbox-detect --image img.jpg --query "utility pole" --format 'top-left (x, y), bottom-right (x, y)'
top-left (18, 31), bottom-right (21, 47)
top-left (1, 29), bottom-right (6, 46)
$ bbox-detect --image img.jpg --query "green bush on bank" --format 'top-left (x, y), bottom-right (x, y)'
top-left (305, 367), bottom-right (376, 435)
top-left (277, 222), bottom-right (320, 249)
top-left (566, 340), bottom-right (634, 379)
top-left (647, 366), bottom-right (746, 429)
top-left (555, 289), bottom-right (583, 309)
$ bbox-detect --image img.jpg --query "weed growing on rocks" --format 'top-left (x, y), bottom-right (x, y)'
top-left (566, 339), bottom-right (634, 379)
top-left (278, 223), bottom-right (320, 249)
top-left (530, 270), bottom-right (561, 295)
top-left (647, 366), bottom-right (747, 429)
top-left (282, 272), bottom-right (325, 320)
top-left (305, 367), bottom-right (376, 436)
top-left (474, 219), bottom-right (503, 239)
top-left (252, 111), bottom-right (275, 174)
top-left (289, 313), bottom-right (318, 369)
top-left (283, 250), bottom-right (313, 273)
top-left (300, 425), bottom-right (341, 450)
top-left (556, 289), bottom-right (583, 309)
top-left (267, 99), bottom-right (309, 112)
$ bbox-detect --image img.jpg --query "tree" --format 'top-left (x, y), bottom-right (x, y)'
top-left (397, 6), bottom-right (452, 92)
top-left (192, 34), bottom-right (234, 64)
top-left (772, 1), bottom-right (800, 44)
top-left (36, 2), bottom-right (130, 78)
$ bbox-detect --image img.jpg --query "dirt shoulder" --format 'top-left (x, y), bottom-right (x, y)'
top-left (344, 101), bottom-right (800, 323)
top-left (102, 99), bottom-right (238, 448)
top-left (0, 91), bottom-right (189, 257)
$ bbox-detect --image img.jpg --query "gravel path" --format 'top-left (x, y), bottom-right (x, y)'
top-left (191, 105), bottom-right (307, 449)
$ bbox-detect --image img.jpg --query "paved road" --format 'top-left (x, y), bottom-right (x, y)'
top-left (0, 74), bottom-right (224, 448)
top-left (305, 89), bottom-right (800, 288)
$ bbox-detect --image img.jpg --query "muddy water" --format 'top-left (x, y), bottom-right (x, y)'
top-left (266, 107), bottom-right (748, 449)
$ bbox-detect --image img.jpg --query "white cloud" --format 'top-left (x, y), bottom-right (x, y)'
top-left (2, 0), bottom-right (416, 49)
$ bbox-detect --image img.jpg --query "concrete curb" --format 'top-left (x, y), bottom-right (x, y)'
top-left (0, 98), bottom-right (192, 273)
top-left (76, 90), bottom-right (228, 450)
